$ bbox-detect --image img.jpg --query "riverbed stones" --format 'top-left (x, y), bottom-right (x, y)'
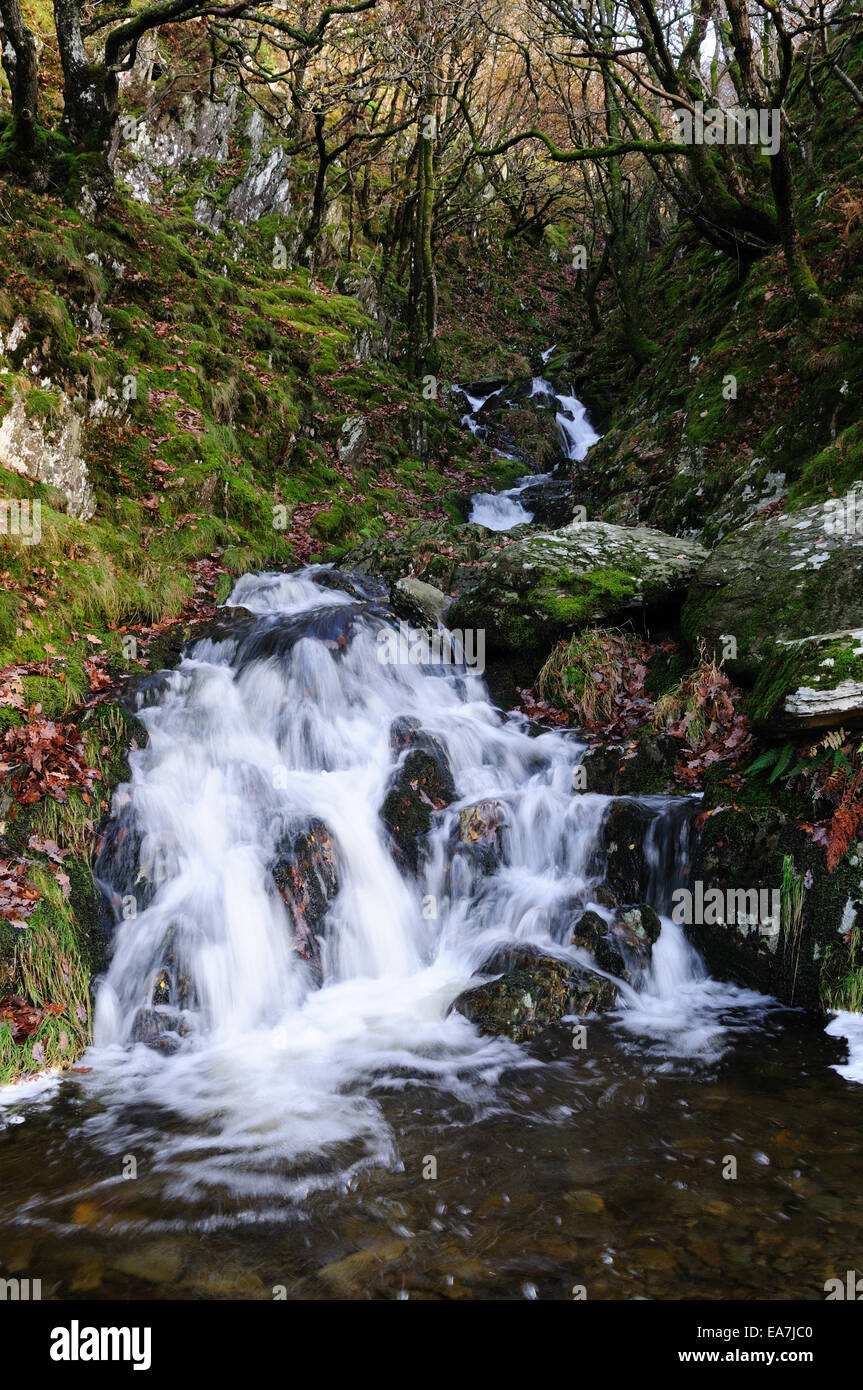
top-left (683, 492), bottom-right (863, 681)
top-left (448, 521), bottom-right (708, 657)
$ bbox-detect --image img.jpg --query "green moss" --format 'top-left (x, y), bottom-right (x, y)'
top-left (528, 567), bottom-right (638, 627)
top-left (748, 632), bottom-right (863, 727)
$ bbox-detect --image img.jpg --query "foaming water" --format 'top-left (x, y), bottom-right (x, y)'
top-left (1, 568), bottom-right (772, 1211)
top-left (457, 368), bottom-right (601, 531)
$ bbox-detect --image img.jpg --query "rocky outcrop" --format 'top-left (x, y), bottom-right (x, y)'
top-left (683, 491), bottom-right (863, 681)
top-left (0, 391), bottom-right (95, 519)
top-left (748, 629), bottom-right (863, 734)
top-left (449, 521), bottom-right (708, 658)
top-left (338, 416), bottom-right (367, 470)
top-left (687, 805), bottom-right (863, 1009)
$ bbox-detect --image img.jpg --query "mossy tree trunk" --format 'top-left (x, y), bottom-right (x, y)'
top-left (0, 0), bottom-right (39, 150)
top-left (53, 0), bottom-right (117, 150)
top-left (406, 91), bottom-right (439, 376)
top-left (722, 0), bottom-right (826, 320)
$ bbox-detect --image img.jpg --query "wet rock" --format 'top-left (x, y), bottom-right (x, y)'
top-left (130, 1007), bottom-right (187, 1053)
top-left (451, 798), bottom-right (507, 876)
top-left (271, 820), bottom-right (339, 979)
top-left (518, 477), bottom-right (589, 529)
top-left (392, 576), bottom-right (452, 629)
top-left (594, 799), bottom-right (655, 902)
top-left (570, 909), bottom-right (607, 951)
top-left (459, 798), bottom-right (505, 848)
top-left (312, 568), bottom-right (388, 604)
top-left (593, 938), bottom-right (627, 977)
top-left (683, 491), bottom-right (863, 681)
top-left (194, 602), bottom-right (372, 669)
top-left (452, 951), bottom-right (617, 1042)
top-left (593, 885), bottom-right (620, 910)
top-left (381, 745), bottom-right (456, 871)
top-left (611, 904), bottom-right (662, 976)
top-left (449, 521), bottom-right (708, 658)
top-left (577, 734), bottom-right (679, 796)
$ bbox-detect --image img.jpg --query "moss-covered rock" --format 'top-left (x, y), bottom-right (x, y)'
top-left (683, 493), bottom-right (863, 681)
top-left (451, 946), bottom-right (618, 1041)
top-left (577, 733), bottom-right (679, 796)
top-left (448, 521), bottom-right (707, 658)
top-left (381, 737), bottom-right (456, 872)
top-left (748, 629), bottom-right (863, 733)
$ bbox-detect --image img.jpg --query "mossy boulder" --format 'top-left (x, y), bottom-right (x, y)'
top-left (341, 521), bottom-right (491, 592)
top-left (683, 492), bottom-right (863, 681)
top-left (448, 521), bottom-right (707, 658)
top-left (577, 733), bottom-right (679, 795)
top-left (391, 576), bottom-right (452, 629)
top-left (451, 946), bottom-right (618, 1042)
top-left (748, 629), bottom-right (863, 734)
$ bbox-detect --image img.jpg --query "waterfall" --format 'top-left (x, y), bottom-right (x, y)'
top-left (71, 566), bottom-right (728, 1200)
top-left (455, 367), bottom-right (600, 532)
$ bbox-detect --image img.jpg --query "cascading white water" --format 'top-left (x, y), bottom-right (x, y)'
top-left (456, 367), bottom-right (600, 532)
top-left (68, 565), bottom-right (731, 1201)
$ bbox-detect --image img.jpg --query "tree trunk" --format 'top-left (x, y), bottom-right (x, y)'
top-left (770, 133), bottom-right (826, 320)
top-left (0, 0), bottom-right (39, 148)
top-left (53, 0), bottom-right (116, 149)
top-left (406, 99), bottom-right (438, 375)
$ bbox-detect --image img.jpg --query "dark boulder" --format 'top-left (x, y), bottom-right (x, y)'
top-left (271, 819), bottom-right (340, 981)
top-left (593, 798), bottom-right (656, 902)
top-left (381, 743), bottom-right (456, 872)
top-left (451, 949), bottom-right (618, 1042)
top-left (577, 734), bottom-right (679, 796)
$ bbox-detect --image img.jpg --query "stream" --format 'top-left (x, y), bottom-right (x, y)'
top-left (0, 377), bottom-right (862, 1302)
